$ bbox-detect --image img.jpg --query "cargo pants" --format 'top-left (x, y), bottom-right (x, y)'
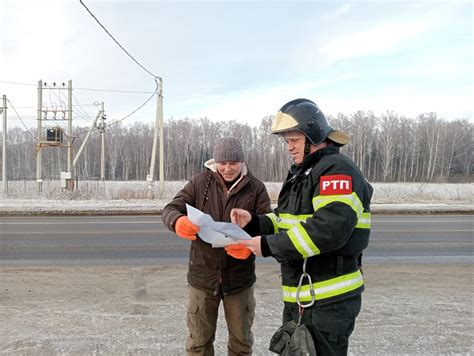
top-left (282, 295), bottom-right (361, 356)
top-left (186, 285), bottom-right (255, 356)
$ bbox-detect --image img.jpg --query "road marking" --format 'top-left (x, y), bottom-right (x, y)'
top-left (0, 221), bottom-right (160, 225)
top-left (2, 230), bottom-right (168, 235)
top-left (372, 229), bottom-right (472, 232)
top-left (374, 220), bottom-right (471, 223)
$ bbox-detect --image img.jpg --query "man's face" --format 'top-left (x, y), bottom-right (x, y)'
top-left (281, 131), bottom-right (307, 165)
top-left (217, 161), bottom-right (243, 182)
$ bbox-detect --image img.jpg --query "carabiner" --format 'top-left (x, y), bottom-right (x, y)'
top-left (295, 258), bottom-right (315, 309)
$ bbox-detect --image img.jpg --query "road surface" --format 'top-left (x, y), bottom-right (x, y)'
top-left (0, 215), bottom-right (472, 266)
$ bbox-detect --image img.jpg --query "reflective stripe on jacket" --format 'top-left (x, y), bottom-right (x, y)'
top-left (260, 145), bottom-right (373, 306)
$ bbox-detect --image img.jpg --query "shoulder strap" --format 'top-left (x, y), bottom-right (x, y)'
top-left (201, 170), bottom-right (213, 210)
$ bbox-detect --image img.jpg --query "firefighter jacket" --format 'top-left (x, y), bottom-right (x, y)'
top-left (258, 145), bottom-right (373, 306)
top-left (162, 159), bottom-right (271, 296)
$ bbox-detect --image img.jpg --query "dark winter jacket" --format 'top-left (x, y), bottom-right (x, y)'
top-left (162, 160), bottom-right (271, 296)
top-left (253, 145), bottom-right (373, 306)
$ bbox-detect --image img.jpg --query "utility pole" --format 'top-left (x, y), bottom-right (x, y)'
top-left (36, 80), bottom-right (43, 193)
top-left (159, 79), bottom-right (164, 193)
top-left (147, 77), bottom-right (164, 194)
top-left (36, 80), bottom-right (74, 192)
top-left (72, 107), bottom-right (103, 168)
top-left (71, 102), bottom-right (106, 194)
top-left (100, 102), bottom-right (106, 181)
top-left (2, 95), bottom-right (7, 195)
top-left (67, 80), bottom-right (73, 189)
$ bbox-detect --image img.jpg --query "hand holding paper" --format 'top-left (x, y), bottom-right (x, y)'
top-left (225, 244), bottom-right (252, 259)
top-left (186, 204), bottom-right (251, 247)
top-left (238, 236), bottom-right (262, 256)
top-left (175, 216), bottom-right (199, 240)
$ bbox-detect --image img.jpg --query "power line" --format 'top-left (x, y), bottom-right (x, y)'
top-left (106, 81), bottom-right (159, 129)
top-left (0, 80), bottom-right (35, 86)
top-left (79, 0), bottom-right (161, 80)
top-left (75, 80), bottom-right (159, 137)
top-left (0, 80), bottom-right (153, 94)
top-left (69, 92), bottom-right (86, 115)
top-left (6, 99), bottom-right (36, 138)
top-left (75, 87), bottom-right (153, 94)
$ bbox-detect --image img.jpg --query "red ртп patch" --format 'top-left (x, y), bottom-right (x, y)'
top-left (320, 175), bottom-right (352, 195)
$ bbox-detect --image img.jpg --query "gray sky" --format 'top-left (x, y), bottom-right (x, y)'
top-left (0, 0), bottom-right (472, 128)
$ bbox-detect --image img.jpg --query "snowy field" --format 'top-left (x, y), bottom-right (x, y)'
top-left (0, 181), bottom-right (473, 214)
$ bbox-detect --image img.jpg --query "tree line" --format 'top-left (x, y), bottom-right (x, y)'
top-left (1, 111), bottom-right (472, 183)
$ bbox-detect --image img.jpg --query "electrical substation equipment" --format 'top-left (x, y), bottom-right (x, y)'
top-left (46, 126), bottom-right (64, 144)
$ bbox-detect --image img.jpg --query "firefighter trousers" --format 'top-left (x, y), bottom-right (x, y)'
top-left (282, 295), bottom-right (361, 356)
top-left (186, 285), bottom-right (255, 356)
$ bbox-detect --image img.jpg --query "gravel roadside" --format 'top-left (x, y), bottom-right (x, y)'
top-left (1, 263), bottom-right (472, 355)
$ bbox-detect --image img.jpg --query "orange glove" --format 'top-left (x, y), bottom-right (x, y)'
top-left (175, 216), bottom-right (199, 240)
top-left (225, 244), bottom-right (252, 260)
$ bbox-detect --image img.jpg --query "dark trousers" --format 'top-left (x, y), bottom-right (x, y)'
top-left (186, 285), bottom-right (255, 356)
top-left (283, 295), bottom-right (361, 356)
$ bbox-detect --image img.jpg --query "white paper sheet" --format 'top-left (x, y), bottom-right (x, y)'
top-left (186, 204), bottom-right (251, 247)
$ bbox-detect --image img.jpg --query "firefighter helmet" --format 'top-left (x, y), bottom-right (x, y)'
top-left (271, 98), bottom-right (349, 146)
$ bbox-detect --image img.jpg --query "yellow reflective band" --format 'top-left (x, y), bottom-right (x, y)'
top-left (312, 193), bottom-right (364, 218)
top-left (287, 223), bottom-right (320, 258)
top-left (282, 270), bottom-right (363, 302)
top-left (313, 193), bottom-right (372, 229)
top-left (356, 212), bottom-right (371, 229)
top-left (266, 213), bottom-right (279, 233)
top-left (277, 213), bottom-right (312, 230)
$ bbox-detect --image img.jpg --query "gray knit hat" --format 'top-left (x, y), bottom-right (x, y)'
top-left (213, 137), bottom-right (244, 163)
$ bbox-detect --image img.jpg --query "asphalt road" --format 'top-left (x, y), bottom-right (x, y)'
top-left (0, 215), bottom-right (472, 266)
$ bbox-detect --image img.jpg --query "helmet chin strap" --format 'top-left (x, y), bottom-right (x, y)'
top-left (303, 138), bottom-right (312, 159)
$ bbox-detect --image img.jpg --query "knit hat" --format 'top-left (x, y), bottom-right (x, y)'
top-left (213, 137), bottom-right (244, 163)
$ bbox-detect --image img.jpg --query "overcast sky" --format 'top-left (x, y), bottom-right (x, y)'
top-left (0, 0), bottom-right (472, 129)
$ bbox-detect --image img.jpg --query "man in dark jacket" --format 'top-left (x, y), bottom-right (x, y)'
top-left (233, 99), bottom-right (373, 356)
top-left (162, 137), bottom-right (271, 356)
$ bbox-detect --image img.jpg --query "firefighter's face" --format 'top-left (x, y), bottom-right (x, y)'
top-left (217, 162), bottom-right (243, 182)
top-left (281, 131), bottom-right (307, 165)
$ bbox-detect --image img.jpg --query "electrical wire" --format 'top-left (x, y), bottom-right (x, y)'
top-left (70, 92), bottom-right (95, 122)
top-left (52, 85), bottom-right (67, 110)
top-left (106, 80), bottom-right (159, 129)
top-left (56, 90), bottom-right (93, 128)
top-left (0, 80), bottom-right (35, 86)
top-left (68, 94), bottom-right (92, 118)
top-left (2, 0), bottom-right (164, 131)
top-left (0, 80), bottom-right (153, 94)
top-left (73, 78), bottom-right (158, 137)
top-left (79, 0), bottom-right (161, 80)
top-left (75, 87), bottom-right (153, 94)
top-left (5, 99), bottom-right (36, 138)
top-left (71, 92), bottom-right (95, 117)
top-left (73, 80), bottom-right (158, 139)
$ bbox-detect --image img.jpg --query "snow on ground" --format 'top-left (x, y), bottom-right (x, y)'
top-left (0, 181), bottom-right (473, 214)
